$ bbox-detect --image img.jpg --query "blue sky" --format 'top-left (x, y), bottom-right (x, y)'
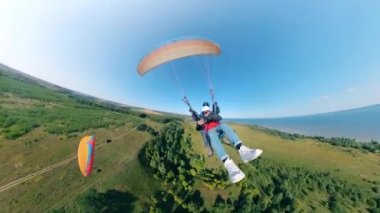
top-left (1, 0), bottom-right (380, 118)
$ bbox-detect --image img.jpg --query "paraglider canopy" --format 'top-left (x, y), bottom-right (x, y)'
top-left (78, 135), bottom-right (96, 177)
top-left (137, 38), bottom-right (221, 76)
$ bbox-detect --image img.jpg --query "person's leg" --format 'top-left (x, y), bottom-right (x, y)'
top-left (206, 135), bottom-right (214, 157)
top-left (208, 128), bottom-right (228, 161)
top-left (218, 123), bottom-right (263, 163)
top-left (200, 130), bottom-right (210, 147)
top-left (217, 123), bottom-right (242, 148)
top-left (201, 131), bottom-right (214, 157)
top-left (209, 128), bottom-right (245, 183)
top-left (216, 129), bottom-right (231, 145)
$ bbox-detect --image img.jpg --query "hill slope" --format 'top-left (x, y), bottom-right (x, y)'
top-left (0, 65), bottom-right (379, 212)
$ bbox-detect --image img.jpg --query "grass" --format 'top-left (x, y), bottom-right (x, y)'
top-left (228, 123), bottom-right (380, 186)
top-left (0, 69), bottom-right (175, 212)
top-left (1, 69), bottom-right (379, 212)
top-left (2, 115), bottom-right (379, 212)
top-left (1, 96), bottom-right (133, 139)
top-left (0, 124), bottom-right (151, 212)
top-left (0, 73), bottom-right (146, 140)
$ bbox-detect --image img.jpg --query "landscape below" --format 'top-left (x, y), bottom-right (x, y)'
top-left (0, 66), bottom-right (379, 212)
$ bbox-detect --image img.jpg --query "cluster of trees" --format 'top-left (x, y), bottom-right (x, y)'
top-left (43, 108), bottom-right (126, 135)
top-left (48, 188), bottom-right (137, 213)
top-left (149, 189), bottom-right (206, 213)
top-left (148, 160), bottom-right (378, 212)
top-left (0, 112), bottom-right (40, 139)
top-left (0, 106), bottom-right (126, 139)
top-left (312, 136), bottom-right (380, 153)
top-left (205, 159), bottom-right (378, 212)
top-left (146, 114), bottom-right (184, 124)
top-left (66, 94), bottom-right (132, 114)
top-left (140, 121), bottom-right (238, 212)
top-left (139, 122), bottom-right (204, 191)
top-left (132, 112), bottom-right (184, 124)
top-left (226, 160), bottom-right (377, 212)
top-left (250, 125), bottom-right (307, 142)
top-left (250, 125), bottom-right (380, 153)
top-left (136, 123), bottom-right (158, 136)
top-left (139, 121), bottom-right (231, 190)
top-left (199, 168), bottom-right (229, 190)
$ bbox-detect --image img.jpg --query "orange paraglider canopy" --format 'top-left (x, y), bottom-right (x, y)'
top-left (137, 38), bottom-right (221, 76)
top-left (78, 135), bottom-right (95, 177)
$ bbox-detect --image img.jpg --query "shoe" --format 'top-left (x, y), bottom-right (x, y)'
top-left (223, 158), bottom-right (245, 184)
top-left (239, 145), bottom-right (263, 163)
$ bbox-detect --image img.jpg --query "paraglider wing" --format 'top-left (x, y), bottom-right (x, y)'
top-left (137, 38), bottom-right (221, 76)
top-left (78, 135), bottom-right (96, 177)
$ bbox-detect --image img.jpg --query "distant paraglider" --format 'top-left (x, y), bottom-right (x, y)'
top-left (78, 135), bottom-right (96, 177)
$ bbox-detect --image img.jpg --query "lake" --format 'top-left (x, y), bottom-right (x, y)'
top-left (227, 105), bottom-right (380, 142)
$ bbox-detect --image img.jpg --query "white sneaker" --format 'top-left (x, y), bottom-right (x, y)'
top-left (239, 145), bottom-right (263, 163)
top-left (223, 158), bottom-right (245, 184)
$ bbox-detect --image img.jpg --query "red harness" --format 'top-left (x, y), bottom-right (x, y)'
top-left (204, 121), bottom-right (220, 132)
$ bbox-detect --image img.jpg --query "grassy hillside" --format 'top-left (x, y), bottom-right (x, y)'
top-left (0, 67), bottom-right (173, 212)
top-left (0, 66), bottom-right (379, 212)
top-left (230, 124), bottom-right (380, 186)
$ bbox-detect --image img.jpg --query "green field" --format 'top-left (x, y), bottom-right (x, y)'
top-left (230, 124), bottom-right (380, 186)
top-left (1, 67), bottom-right (379, 212)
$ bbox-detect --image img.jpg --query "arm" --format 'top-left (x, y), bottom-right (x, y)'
top-left (189, 108), bottom-right (200, 121)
